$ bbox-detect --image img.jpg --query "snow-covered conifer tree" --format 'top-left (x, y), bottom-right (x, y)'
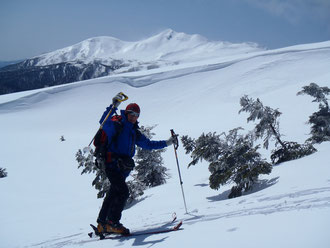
top-left (239, 95), bottom-right (316, 164)
top-left (239, 95), bottom-right (285, 149)
top-left (134, 125), bottom-right (168, 187)
top-left (76, 148), bottom-right (110, 198)
top-left (126, 178), bottom-right (146, 205)
top-left (297, 82), bottom-right (330, 143)
top-left (181, 128), bottom-right (272, 198)
top-left (0, 167), bottom-right (7, 178)
top-left (76, 125), bottom-right (167, 202)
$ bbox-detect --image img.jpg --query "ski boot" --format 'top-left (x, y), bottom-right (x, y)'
top-left (97, 220), bottom-right (130, 235)
top-left (107, 221), bottom-right (130, 235)
top-left (97, 222), bottom-right (112, 234)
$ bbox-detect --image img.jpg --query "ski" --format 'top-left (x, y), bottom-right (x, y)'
top-left (91, 221), bottom-right (182, 240)
top-left (117, 221), bottom-right (182, 239)
top-left (88, 214), bottom-right (182, 240)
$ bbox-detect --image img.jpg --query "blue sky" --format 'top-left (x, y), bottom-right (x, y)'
top-left (1, 0), bottom-right (330, 61)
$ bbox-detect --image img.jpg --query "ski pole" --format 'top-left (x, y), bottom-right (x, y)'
top-left (171, 129), bottom-right (188, 214)
top-left (87, 92), bottom-right (128, 147)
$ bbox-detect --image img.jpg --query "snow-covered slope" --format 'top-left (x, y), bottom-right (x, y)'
top-left (0, 40), bottom-right (330, 248)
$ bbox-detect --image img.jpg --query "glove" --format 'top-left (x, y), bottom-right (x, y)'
top-left (166, 136), bottom-right (178, 146)
top-left (112, 93), bottom-right (122, 108)
top-left (166, 137), bottom-right (174, 146)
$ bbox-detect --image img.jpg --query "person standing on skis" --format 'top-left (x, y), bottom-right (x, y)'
top-left (96, 93), bottom-right (176, 235)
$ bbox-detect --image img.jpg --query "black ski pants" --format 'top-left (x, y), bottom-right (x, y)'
top-left (97, 165), bottom-right (129, 224)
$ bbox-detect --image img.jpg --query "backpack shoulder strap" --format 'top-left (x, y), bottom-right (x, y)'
top-left (110, 115), bottom-right (124, 145)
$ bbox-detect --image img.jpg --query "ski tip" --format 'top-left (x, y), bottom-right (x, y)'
top-left (90, 224), bottom-right (98, 232)
top-left (90, 223), bottom-right (107, 240)
top-left (174, 221), bottom-right (183, 230)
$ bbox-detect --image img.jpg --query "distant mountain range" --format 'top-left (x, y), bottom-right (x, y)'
top-left (0, 29), bottom-right (261, 95)
top-left (0, 60), bottom-right (24, 68)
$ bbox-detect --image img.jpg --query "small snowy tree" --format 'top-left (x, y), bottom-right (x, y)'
top-left (270, 141), bottom-right (316, 164)
top-left (297, 82), bottom-right (330, 143)
top-left (181, 128), bottom-right (272, 198)
top-left (239, 95), bottom-right (316, 164)
top-left (76, 148), bottom-right (142, 202)
top-left (0, 167), bottom-right (8, 178)
top-left (239, 95), bottom-right (285, 150)
top-left (134, 125), bottom-right (168, 187)
top-left (126, 178), bottom-right (146, 205)
top-left (76, 125), bottom-right (167, 203)
top-left (76, 148), bottom-right (110, 198)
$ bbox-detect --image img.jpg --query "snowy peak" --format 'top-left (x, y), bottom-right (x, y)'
top-left (126, 29), bottom-right (209, 60)
top-left (34, 29), bottom-right (261, 66)
top-left (142, 29), bottom-right (207, 45)
top-left (35, 36), bottom-right (129, 65)
top-left (72, 36), bottom-right (126, 57)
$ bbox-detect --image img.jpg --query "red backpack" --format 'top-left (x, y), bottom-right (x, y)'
top-left (93, 115), bottom-right (123, 162)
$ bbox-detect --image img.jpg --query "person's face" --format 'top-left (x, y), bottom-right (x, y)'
top-left (127, 112), bottom-right (139, 124)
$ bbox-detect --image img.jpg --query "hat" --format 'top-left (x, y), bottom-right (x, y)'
top-left (125, 103), bottom-right (140, 115)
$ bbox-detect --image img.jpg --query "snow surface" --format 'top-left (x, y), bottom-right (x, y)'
top-left (1, 36), bottom-right (330, 248)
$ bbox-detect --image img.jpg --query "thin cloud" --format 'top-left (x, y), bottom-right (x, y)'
top-left (243, 0), bottom-right (330, 25)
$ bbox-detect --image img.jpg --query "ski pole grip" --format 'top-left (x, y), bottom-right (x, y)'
top-left (88, 92), bottom-right (128, 147)
top-left (117, 92), bottom-right (129, 102)
top-left (170, 129), bottom-right (179, 150)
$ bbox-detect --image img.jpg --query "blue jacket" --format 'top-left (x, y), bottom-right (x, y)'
top-left (100, 106), bottom-right (167, 170)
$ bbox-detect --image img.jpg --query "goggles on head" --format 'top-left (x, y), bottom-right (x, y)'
top-left (126, 110), bottom-right (140, 117)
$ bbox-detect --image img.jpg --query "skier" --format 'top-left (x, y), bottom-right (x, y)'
top-left (96, 93), bottom-right (176, 235)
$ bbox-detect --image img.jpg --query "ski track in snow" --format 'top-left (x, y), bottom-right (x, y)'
top-left (28, 185), bottom-right (330, 248)
top-left (194, 187), bottom-right (330, 222)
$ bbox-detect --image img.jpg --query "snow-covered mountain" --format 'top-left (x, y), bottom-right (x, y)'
top-left (33, 29), bottom-right (261, 65)
top-left (1, 37), bottom-right (330, 248)
top-left (0, 29), bottom-right (261, 95)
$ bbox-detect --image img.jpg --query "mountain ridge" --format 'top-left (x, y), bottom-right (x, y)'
top-left (33, 29), bottom-right (260, 65)
top-left (1, 30), bottom-right (329, 96)
top-left (0, 29), bottom-right (262, 95)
